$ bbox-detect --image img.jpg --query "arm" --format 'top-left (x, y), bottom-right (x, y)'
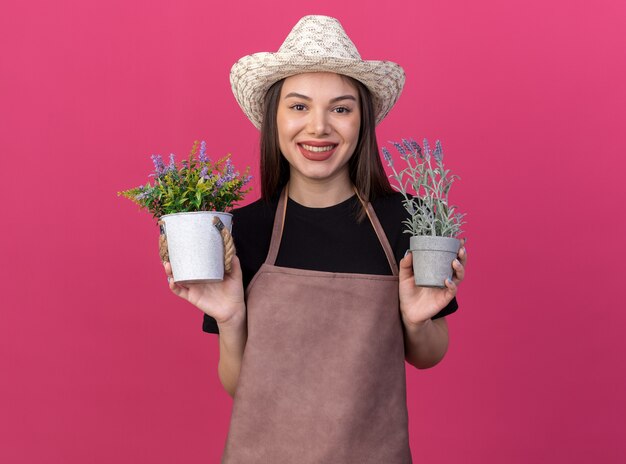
top-left (163, 255), bottom-right (248, 397)
top-left (398, 238), bottom-right (467, 369)
top-left (402, 317), bottom-right (448, 369)
top-left (216, 310), bottom-right (248, 398)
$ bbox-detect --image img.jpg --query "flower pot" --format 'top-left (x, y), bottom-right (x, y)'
top-left (159, 211), bottom-right (233, 284)
top-left (409, 235), bottom-right (461, 288)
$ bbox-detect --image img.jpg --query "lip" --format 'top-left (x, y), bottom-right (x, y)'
top-left (297, 142), bottom-right (338, 161)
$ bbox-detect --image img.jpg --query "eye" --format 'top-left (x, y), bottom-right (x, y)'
top-left (333, 106), bottom-right (352, 114)
top-left (290, 104), bottom-right (307, 111)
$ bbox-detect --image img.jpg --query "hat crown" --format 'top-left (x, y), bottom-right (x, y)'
top-left (230, 15), bottom-right (405, 130)
top-left (277, 15), bottom-right (362, 60)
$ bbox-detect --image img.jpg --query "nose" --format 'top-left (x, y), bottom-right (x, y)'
top-left (305, 108), bottom-right (331, 136)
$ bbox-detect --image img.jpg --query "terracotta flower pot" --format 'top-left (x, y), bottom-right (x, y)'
top-left (409, 236), bottom-right (460, 288)
top-left (159, 211), bottom-right (233, 284)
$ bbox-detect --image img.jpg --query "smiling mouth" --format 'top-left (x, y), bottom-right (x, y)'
top-left (299, 143), bottom-right (338, 153)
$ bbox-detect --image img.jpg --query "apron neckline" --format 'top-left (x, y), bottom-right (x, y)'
top-left (264, 183), bottom-right (400, 276)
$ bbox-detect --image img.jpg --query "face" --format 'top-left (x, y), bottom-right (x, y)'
top-left (276, 72), bottom-right (361, 186)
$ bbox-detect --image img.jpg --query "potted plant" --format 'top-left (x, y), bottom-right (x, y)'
top-left (117, 140), bottom-right (252, 284)
top-left (383, 138), bottom-right (466, 287)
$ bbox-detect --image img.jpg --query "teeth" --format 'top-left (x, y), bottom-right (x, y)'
top-left (300, 144), bottom-right (336, 153)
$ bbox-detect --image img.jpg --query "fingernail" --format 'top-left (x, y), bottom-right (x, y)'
top-left (404, 249), bottom-right (411, 257)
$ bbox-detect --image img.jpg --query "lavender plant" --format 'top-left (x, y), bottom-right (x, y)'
top-left (383, 138), bottom-right (466, 237)
top-left (117, 140), bottom-right (252, 222)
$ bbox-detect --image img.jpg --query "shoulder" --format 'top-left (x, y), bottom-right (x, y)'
top-left (231, 195), bottom-right (279, 256)
top-left (371, 191), bottom-right (411, 226)
top-left (371, 191), bottom-right (409, 209)
top-left (231, 195), bottom-right (280, 240)
top-left (230, 195), bottom-right (280, 288)
top-left (232, 195), bottom-right (279, 225)
top-left (370, 192), bottom-right (411, 264)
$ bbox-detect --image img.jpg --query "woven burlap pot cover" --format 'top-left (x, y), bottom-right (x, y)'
top-left (409, 236), bottom-right (460, 288)
top-left (159, 211), bottom-right (233, 284)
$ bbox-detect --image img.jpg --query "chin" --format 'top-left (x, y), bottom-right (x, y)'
top-left (302, 168), bottom-right (348, 183)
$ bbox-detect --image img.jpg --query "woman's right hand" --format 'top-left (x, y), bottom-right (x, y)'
top-left (162, 255), bottom-right (246, 325)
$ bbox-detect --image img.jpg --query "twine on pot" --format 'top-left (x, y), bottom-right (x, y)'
top-left (213, 216), bottom-right (235, 273)
top-left (157, 218), bottom-right (235, 273)
top-left (158, 220), bottom-right (169, 263)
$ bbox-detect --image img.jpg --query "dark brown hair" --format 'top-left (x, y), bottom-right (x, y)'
top-left (259, 74), bottom-right (393, 221)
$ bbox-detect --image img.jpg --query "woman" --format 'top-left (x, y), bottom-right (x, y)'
top-left (163, 15), bottom-right (467, 463)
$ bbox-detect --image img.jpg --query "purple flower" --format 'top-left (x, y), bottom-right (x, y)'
top-left (199, 140), bottom-right (209, 162)
top-left (391, 141), bottom-right (407, 159)
top-left (402, 139), bottom-right (414, 154)
top-left (409, 139), bottom-right (422, 158)
top-left (225, 158), bottom-right (235, 177)
top-left (200, 165), bottom-right (209, 179)
top-left (216, 159), bottom-right (235, 186)
top-left (382, 147), bottom-right (393, 166)
top-left (423, 138), bottom-right (431, 158)
top-left (433, 140), bottom-right (443, 162)
top-left (167, 153), bottom-right (176, 172)
top-left (151, 154), bottom-right (166, 176)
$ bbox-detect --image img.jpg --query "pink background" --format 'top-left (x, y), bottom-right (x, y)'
top-left (1, 0), bottom-right (625, 462)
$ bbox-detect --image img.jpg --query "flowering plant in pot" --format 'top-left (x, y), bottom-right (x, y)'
top-left (383, 138), bottom-right (466, 288)
top-left (117, 140), bottom-right (252, 284)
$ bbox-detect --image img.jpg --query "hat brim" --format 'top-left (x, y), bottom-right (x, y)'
top-left (230, 52), bottom-right (405, 130)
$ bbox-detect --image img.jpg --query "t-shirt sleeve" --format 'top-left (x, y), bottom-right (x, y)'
top-left (432, 296), bottom-right (458, 319)
top-left (203, 314), bottom-right (219, 334)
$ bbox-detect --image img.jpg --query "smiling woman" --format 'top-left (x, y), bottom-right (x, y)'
top-left (276, 72), bottom-right (361, 205)
top-left (161, 14), bottom-right (466, 463)
top-left (261, 72), bottom-right (394, 220)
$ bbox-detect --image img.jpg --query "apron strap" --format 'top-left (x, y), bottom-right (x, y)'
top-left (265, 184), bottom-right (399, 276)
top-left (354, 188), bottom-right (399, 276)
top-left (265, 184), bottom-right (290, 266)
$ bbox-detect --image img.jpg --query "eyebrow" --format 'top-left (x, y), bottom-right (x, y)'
top-left (283, 92), bottom-right (357, 103)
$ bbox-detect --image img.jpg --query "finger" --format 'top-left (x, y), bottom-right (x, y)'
top-left (400, 250), bottom-right (412, 267)
top-left (168, 275), bottom-right (189, 299)
top-left (228, 254), bottom-right (243, 281)
top-left (163, 261), bottom-right (172, 277)
top-left (444, 276), bottom-right (458, 296)
top-left (451, 258), bottom-right (464, 284)
top-left (163, 262), bottom-right (190, 297)
top-left (398, 250), bottom-right (414, 279)
top-left (458, 243), bottom-right (467, 267)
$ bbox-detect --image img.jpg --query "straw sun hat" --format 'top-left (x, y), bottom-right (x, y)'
top-left (230, 15), bottom-right (406, 130)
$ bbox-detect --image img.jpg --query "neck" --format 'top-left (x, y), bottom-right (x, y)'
top-left (287, 171), bottom-right (354, 208)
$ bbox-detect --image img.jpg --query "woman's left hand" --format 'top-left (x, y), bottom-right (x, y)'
top-left (399, 238), bottom-right (467, 327)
